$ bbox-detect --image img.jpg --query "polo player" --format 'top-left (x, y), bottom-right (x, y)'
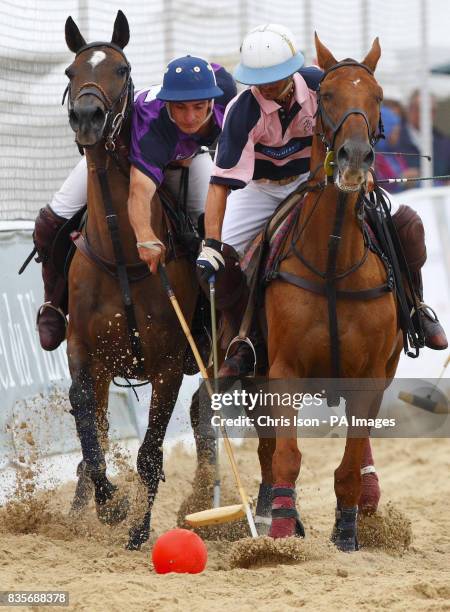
top-left (33, 55), bottom-right (236, 351)
top-left (196, 23), bottom-right (447, 379)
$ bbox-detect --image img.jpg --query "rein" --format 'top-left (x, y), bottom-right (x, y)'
top-left (315, 60), bottom-right (384, 180)
top-left (272, 60), bottom-right (393, 377)
top-left (64, 42), bottom-right (147, 376)
top-left (62, 42), bottom-right (134, 152)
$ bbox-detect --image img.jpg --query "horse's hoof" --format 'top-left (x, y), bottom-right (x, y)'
top-left (70, 477), bottom-right (95, 515)
top-left (255, 516), bottom-right (272, 536)
top-left (125, 538), bottom-right (142, 551)
top-left (96, 494), bottom-right (129, 526)
top-left (125, 530), bottom-right (147, 551)
top-left (126, 520), bottom-right (151, 550)
top-left (332, 506), bottom-right (358, 552)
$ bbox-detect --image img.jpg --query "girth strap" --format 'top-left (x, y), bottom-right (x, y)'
top-left (71, 231), bottom-right (151, 282)
top-left (326, 191), bottom-right (347, 378)
top-left (274, 270), bottom-right (391, 301)
top-left (96, 167), bottom-right (146, 373)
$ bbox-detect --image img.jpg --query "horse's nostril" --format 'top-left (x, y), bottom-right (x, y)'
top-left (364, 149), bottom-right (375, 167)
top-left (92, 107), bottom-right (106, 126)
top-left (69, 110), bottom-right (79, 128)
top-left (337, 145), bottom-right (350, 165)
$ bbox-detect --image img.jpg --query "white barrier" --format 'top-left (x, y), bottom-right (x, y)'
top-left (0, 223), bottom-right (141, 470)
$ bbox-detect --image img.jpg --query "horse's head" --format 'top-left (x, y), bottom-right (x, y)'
top-left (63, 10), bottom-right (131, 148)
top-left (315, 34), bottom-right (384, 193)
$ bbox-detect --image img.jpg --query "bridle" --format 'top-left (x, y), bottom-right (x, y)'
top-left (62, 41), bottom-right (134, 151)
top-left (315, 60), bottom-right (384, 178)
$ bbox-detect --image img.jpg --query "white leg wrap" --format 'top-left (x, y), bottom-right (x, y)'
top-left (360, 465), bottom-right (376, 476)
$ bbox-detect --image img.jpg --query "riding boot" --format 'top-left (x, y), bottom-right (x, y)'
top-left (410, 269), bottom-right (448, 349)
top-left (217, 293), bottom-right (268, 378)
top-left (392, 205), bottom-right (448, 350)
top-left (198, 242), bottom-right (267, 377)
top-left (33, 205), bottom-right (68, 351)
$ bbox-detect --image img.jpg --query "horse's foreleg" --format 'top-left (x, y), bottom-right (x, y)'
top-left (190, 387), bottom-right (216, 468)
top-left (333, 436), bottom-right (366, 551)
top-left (127, 372), bottom-right (183, 550)
top-left (253, 437), bottom-right (275, 535)
top-left (270, 437), bottom-right (303, 537)
top-left (70, 376), bottom-right (110, 516)
top-left (69, 353), bottom-right (128, 525)
top-left (267, 363), bottom-right (304, 538)
top-left (358, 391), bottom-right (384, 514)
top-left (359, 437), bottom-right (381, 514)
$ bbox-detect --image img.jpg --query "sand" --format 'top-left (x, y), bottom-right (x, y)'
top-left (0, 436), bottom-right (449, 612)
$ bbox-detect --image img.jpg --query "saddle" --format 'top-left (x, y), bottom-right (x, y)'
top-left (51, 184), bottom-right (200, 284)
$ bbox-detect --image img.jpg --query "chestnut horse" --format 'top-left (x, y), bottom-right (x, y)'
top-left (63, 12), bottom-right (212, 550)
top-left (261, 36), bottom-right (403, 550)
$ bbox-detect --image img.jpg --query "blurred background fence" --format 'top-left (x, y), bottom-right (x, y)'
top-left (2, 0), bottom-right (450, 219)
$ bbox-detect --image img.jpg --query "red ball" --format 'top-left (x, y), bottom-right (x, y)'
top-left (152, 529), bottom-right (207, 574)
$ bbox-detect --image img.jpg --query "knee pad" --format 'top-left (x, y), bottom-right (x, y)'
top-left (33, 205), bottom-right (66, 262)
top-left (391, 205), bottom-right (427, 272)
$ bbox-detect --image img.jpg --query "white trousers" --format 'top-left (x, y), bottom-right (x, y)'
top-left (50, 152), bottom-right (214, 223)
top-left (221, 173), bottom-right (308, 255)
top-left (221, 176), bottom-right (400, 256)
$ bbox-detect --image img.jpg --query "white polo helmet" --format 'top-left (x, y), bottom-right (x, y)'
top-left (234, 24), bottom-right (304, 85)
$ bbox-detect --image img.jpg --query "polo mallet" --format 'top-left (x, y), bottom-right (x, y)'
top-left (209, 276), bottom-right (221, 508)
top-left (158, 264), bottom-right (258, 537)
top-left (398, 354), bottom-right (450, 414)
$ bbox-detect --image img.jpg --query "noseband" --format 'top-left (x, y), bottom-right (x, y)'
top-left (316, 60), bottom-right (384, 162)
top-left (62, 41), bottom-right (133, 150)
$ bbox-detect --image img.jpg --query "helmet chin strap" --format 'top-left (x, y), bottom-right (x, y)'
top-left (166, 100), bottom-right (215, 130)
top-left (275, 76), bottom-right (294, 102)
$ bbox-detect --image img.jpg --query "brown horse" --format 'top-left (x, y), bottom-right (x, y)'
top-left (260, 35), bottom-right (403, 550)
top-left (63, 11), bottom-right (213, 550)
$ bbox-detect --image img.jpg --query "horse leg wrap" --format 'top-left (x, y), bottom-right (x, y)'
top-left (359, 440), bottom-right (380, 514)
top-left (269, 483), bottom-right (305, 539)
top-left (69, 378), bottom-right (108, 487)
top-left (254, 482), bottom-right (272, 534)
top-left (332, 506), bottom-right (359, 552)
top-left (136, 442), bottom-right (164, 505)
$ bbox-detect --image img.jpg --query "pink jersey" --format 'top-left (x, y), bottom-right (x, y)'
top-left (210, 68), bottom-right (321, 189)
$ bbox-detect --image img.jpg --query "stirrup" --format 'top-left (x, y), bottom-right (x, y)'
top-left (224, 335), bottom-right (257, 377)
top-left (416, 301), bottom-right (440, 322)
top-left (411, 301), bottom-right (439, 321)
top-left (36, 302), bottom-right (68, 329)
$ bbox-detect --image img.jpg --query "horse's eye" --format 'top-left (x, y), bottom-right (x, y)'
top-left (321, 92), bottom-right (333, 102)
top-left (117, 65), bottom-right (129, 77)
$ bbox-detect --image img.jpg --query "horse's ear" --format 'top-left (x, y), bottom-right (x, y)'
top-left (65, 16), bottom-right (86, 54)
top-left (361, 37), bottom-right (381, 72)
top-left (315, 32), bottom-right (337, 71)
top-left (111, 10), bottom-right (130, 49)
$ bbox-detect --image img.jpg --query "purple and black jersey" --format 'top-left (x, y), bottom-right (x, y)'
top-left (130, 64), bottom-right (236, 186)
